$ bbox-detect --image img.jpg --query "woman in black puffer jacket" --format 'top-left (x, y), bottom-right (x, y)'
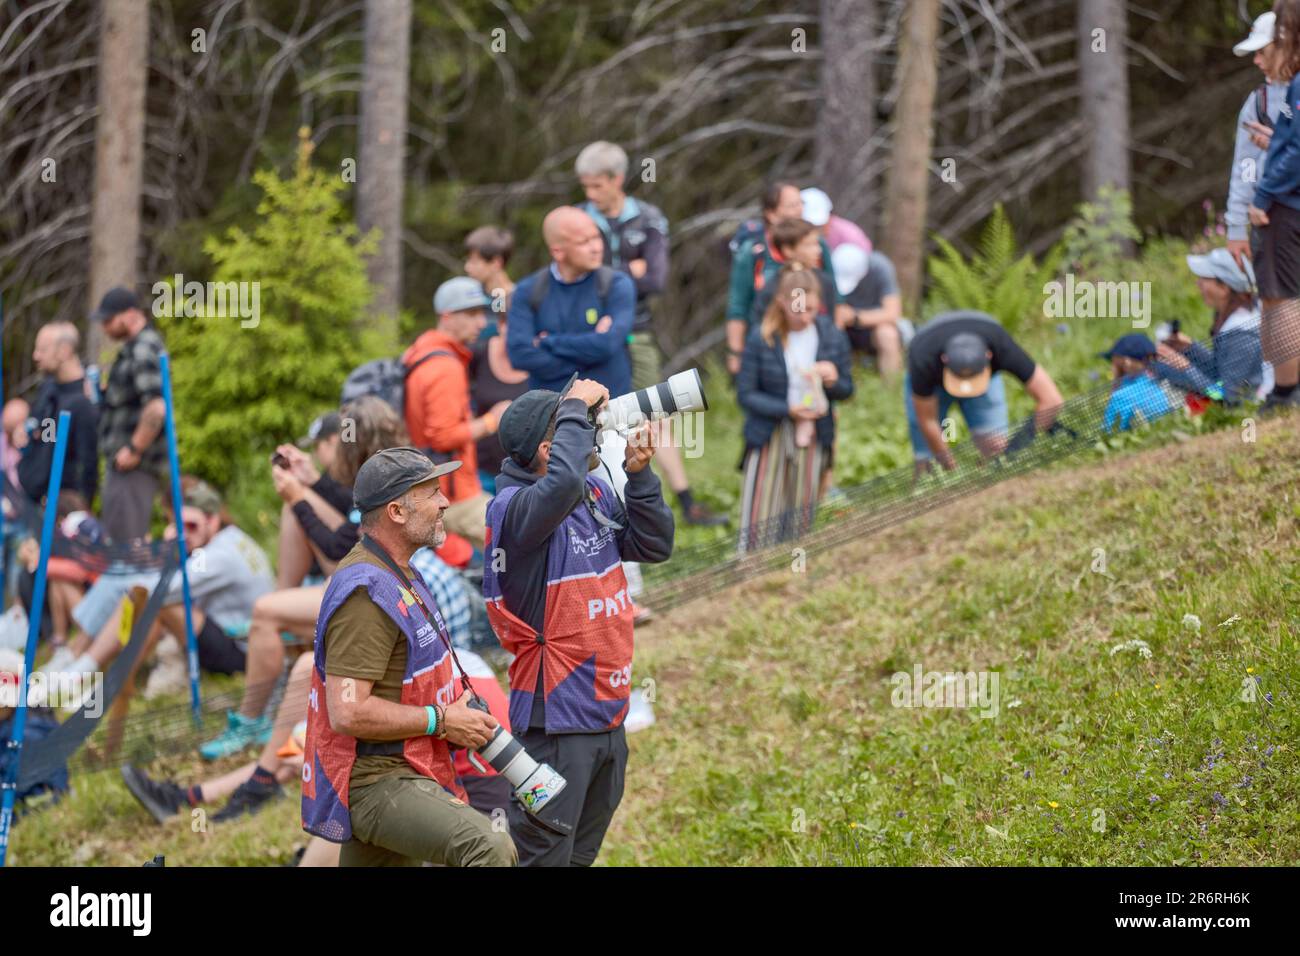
top-left (735, 265), bottom-right (854, 553)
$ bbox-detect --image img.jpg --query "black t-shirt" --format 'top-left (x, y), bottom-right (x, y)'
top-left (907, 312), bottom-right (1037, 398)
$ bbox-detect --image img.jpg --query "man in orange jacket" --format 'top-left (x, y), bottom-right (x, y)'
top-left (403, 277), bottom-right (512, 549)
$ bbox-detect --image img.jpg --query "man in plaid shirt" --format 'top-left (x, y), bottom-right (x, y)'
top-left (94, 287), bottom-right (169, 541)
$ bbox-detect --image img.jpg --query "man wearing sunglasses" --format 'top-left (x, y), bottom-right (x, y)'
top-left (32, 480), bottom-right (274, 705)
top-left (482, 376), bottom-right (674, 866)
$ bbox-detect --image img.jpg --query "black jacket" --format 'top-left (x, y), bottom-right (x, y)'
top-left (17, 378), bottom-right (100, 505)
top-left (736, 315), bottom-right (854, 450)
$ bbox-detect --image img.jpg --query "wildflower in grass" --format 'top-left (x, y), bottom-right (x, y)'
top-left (1110, 639), bottom-right (1152, 659)
top-left (1246, 666), bottom-right (1254, 674)
top-left (1212, 792), bottom-right (1228, 807)
top-left (1182, 613), bottom-right (1202, 632)
top-left (1048, 801), bottom-right (1059, 809)
top-left (1148, 794), bottom-right (1159, 803)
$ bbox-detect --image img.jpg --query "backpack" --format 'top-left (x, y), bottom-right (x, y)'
top-left (728, 218), bottom-right (766, 258)
top-left (527, 265), bottom-right (617, 314)
top-left (340, 349), bottom-right (451, 412)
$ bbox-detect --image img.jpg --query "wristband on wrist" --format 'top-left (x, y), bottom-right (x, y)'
top-left (728, 347), bottom-right (743, 357)
top-left (434, 704), bottom-right (448, 740)
top-left (425, 704), bottom-right (438, 736)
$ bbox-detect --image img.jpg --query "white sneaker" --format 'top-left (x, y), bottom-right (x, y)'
top-left (143, 635), bottom-right (189, 700)
top-left (624, 693), bottom-right (656, 734)
top-left (44, 646), bottom-right (76, 673)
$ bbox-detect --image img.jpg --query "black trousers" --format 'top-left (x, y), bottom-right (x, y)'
top-left (507, 725), bottom-right (628, 867)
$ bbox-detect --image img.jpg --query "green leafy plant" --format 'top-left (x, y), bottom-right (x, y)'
top-left (924, 204), bottom-right (1062, 335)
top-left (159, 128), bottom-right (381, 487)
top-left (1060, 185), bottom-right (1142, 277)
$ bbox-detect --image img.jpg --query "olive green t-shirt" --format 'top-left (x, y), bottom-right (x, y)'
top-left (323, 544), bottom-right (411, 790)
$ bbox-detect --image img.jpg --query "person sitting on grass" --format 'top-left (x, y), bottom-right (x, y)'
top-left (1101, 334), bottom-right (1174, 433)
top-left (1154, 248), bottom-right (1272, 404)
top-left (200, 397), bottom-right (406, 761)
top-left (32, 480), bottom-right (274, 707)
top-left (14, 492), bottom-right (102, 651)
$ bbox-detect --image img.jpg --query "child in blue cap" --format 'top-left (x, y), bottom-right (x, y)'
top-left (1102, 334), bottom-right (1174, 432)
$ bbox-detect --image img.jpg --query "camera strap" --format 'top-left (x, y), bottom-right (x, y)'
top-left (360, 535), bottom-right (481, 706)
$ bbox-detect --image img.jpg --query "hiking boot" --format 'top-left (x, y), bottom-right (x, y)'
top-left (683, 502), bottom-right (729, 527)
top-left (199, 710), bottom-right (273, 761)
top-left (212, 775), bottom-right (284, 822)
top-left (120, 764), bottom-right (188, 824)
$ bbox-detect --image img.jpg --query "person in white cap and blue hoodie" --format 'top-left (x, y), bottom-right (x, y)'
top-left (1226, 11), bottom-right (1287, 272)
top-left (1248, 0), bottom-right (1300, 409)
top-left (1154, 247), bottom-right (1272, 404)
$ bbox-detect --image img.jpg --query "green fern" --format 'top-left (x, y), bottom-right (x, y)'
top-left (923, 204), bottom-right (1062, 335)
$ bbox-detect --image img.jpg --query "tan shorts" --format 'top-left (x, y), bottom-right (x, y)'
top-left (441, 491), bottom-right (490, 549)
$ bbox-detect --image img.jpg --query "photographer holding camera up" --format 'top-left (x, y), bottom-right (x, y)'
top-left (483, 376), bottom-right (675, 866)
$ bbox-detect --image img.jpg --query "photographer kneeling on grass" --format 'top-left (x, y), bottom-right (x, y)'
top-left (483, 377), bottom-right (674, 866)
top-left (905, 310), bottom-right (1063, 474)
top-left (301, 448), bottom-right (515, 866)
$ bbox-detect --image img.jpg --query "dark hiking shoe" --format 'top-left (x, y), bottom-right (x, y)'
top-left (683, 502), bottom-right (729, 527)
top-left (120, 764), bottom-right (187, 824)
top-left (212, 776), bottom-right (284, 822)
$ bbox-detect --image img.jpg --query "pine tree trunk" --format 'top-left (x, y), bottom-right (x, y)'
top-left (815, 0), bottom-right (877, 234)
top-left (1077, 0), bottom-right (1131, 200)
top-left (88, 0), bottom-right (149, 362)
top-left (881, 0), bottom-right (940, 310)
top-left (357, 0), bottom-right (412, 338)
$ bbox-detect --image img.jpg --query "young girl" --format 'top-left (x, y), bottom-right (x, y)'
top-left (735, 266), bottom-right (854, 553)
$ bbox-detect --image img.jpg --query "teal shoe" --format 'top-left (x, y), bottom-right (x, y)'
top-left (200, 711), bottom-right (273, 761)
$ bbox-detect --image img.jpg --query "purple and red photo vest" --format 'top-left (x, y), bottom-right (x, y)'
top-left (301, 560), bottom-right (466, 844)
top-left (483, 477), bottom-right (634, 734)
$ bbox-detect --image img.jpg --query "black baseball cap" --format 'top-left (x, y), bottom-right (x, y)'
top-left (298, 412), bottom-right (342, 448)
top-left (499, 374), bottom-right (580, 469)
top-left (91, 286), bottom-right (143, 323)
top-left (352, 447), bottom-right (461, 513)
top-left (1100, 333), bottom-right (1156, 362)
top-left (941, 332), bottom-right (992, 398)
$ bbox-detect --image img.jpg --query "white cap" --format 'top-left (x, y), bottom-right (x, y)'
top-left (1186, 247), bottom-right (1256, 293)
top-left (800, 187), bottom-right (832, 227)
top-left (1234, 11), bottom-right (1275, 56)
top-left (831, 243), bottom-right (869, 296)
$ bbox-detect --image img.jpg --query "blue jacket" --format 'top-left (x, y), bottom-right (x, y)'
top-left (1103, 373), bottom-right (1172, 433)
top-left (1153, 306), bottom-right (1268, 404)
top-left (736, 314), bottom-right (854, 450)
top-left (1255, 74), bottom-right (1300, 212)
top-left (506, 265), bottom-right (636, 396)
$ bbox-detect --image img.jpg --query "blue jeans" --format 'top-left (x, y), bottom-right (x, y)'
top-left (904, 372), bottom-right (1009, 460)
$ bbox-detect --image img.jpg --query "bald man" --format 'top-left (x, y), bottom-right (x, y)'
top-left (506, 206), bottom-right (637, 397)
top-left (18, 322), bottom-right (100, 504)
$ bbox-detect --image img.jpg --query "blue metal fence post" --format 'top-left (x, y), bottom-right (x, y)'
top-left (158, 353), bottom-right (201, 722)
top-left (0, 410), bottom-right (70, 867)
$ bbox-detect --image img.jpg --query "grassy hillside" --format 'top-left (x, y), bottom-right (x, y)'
top-left (603, 417), bottom-right (1300, 866)
top-left (7, 414), bottom-right (1295, 866)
